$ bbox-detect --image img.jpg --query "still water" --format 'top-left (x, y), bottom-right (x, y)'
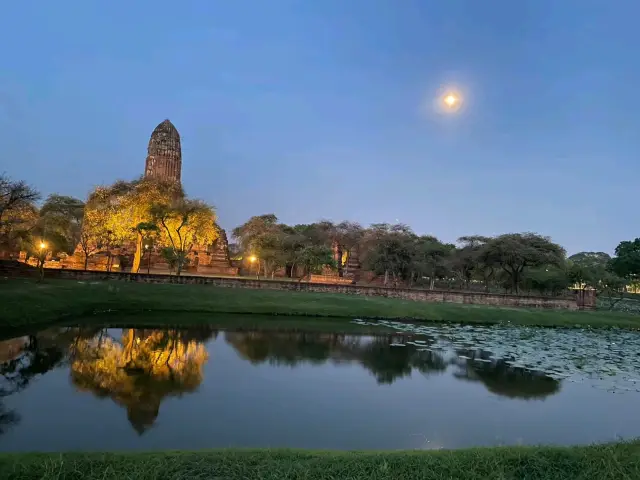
top-left (0, 320), bottom-right (639, 451)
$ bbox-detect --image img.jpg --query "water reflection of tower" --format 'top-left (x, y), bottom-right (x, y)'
top-left (70, 328), bottom-right (213, 435)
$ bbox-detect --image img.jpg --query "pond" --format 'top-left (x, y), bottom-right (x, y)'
top-left (0, 318), bottom-right (639, 452)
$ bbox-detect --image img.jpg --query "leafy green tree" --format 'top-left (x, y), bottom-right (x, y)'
top-left (599, 272), bottom-right (628, 310)
top-left (232, 214), bottom-right (283, 276)
top-left (449, 236), bottom-right (491, 289)
top-left (482, 233), bottom-right (566, 293)
top-left (362, 224), bottom-right (415, 286)
top-left (38, 194), bottom-right (85, 255)
top-left (413, 236), bottom-right (452, 289)
top-left (567, 252), bottom-right (611, 291)
top-left (610, 239), bottom-right (640, 280)
top-left (278, 229), bottom-right (308, 278)
top-left (297, 245), bottom-right (336, 281)
top-left (523, 266), bottom-right (571, 295)
top-left (232, 214), bottom-right (279, 254)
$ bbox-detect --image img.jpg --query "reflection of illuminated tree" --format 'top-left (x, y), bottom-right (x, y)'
top-left (70, 329), bottom-right (209, 434)
top-left (453, 353), bottom-right (560, 400)
top-left (225, 332), bottom-right (448, 385)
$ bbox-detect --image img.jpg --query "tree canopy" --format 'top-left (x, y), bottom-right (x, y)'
top-left (0, 175), bottom-right (40, 254)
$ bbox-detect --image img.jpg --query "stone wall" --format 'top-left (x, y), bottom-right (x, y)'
top-left (0, 261), bottom-right (595, 311)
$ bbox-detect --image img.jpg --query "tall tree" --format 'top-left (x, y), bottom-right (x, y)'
top-left (482, 233), bottom-right (565, 293)
top-left (0, 175), bottom-right (40, 255)
top-left (297, 245), bottom-right (337, 282)
top-left (412, 236), bottom-right (452, 289)
top-left (232, 214), bottom-right (284, 276)
top-left (449, 236), bottom-right (491, 289)
top-left (151, 199), bottom-right (218, 276)
top-left (232, 214), bottom-right (279, 253)
top-left (76, 210), bottom-right (102, 270)
top-left (38, 194), bottom-right (85, 255)
top-left (610, 239), bottom-right (640, 280)
top-left (85, 178), bottom-right (183, 272)
top-left (567, 252), bottom-right (611, 290)
top-left (362, 224), bottom-right (415, 286)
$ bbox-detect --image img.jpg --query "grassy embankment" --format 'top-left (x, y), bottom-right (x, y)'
top-left (2, 278), bottom-right (640, 330)
top-left (1, 442), bottom-right (639, 480)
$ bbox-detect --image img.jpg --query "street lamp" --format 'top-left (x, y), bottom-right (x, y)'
top-left (249, 255), bottom-right (258, 279)
top-left (37, 241), bottom-right (47, 282)
top-left (145, 244), bottom-right (151, 274)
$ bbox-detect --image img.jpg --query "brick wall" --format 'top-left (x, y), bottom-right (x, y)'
top-left (1, 261), bottom-right (595, 311)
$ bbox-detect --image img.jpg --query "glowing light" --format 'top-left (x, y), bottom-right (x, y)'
top-left (39, 242), bottom-right (46, 250)
top-left (249, 255), bottom-right (257, 263)
top-left (444, 94), bottom-right (458, 107)
top-left (432, 87), bottom-right (464, 114)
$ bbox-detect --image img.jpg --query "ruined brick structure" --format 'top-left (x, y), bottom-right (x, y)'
top-left (30, 119), bottom-right (237, 275)
top-left (142, 119), bottom-right (236, 274)
top-left (144, 119), bottom-right (182, 183)
top-left (194, 229), bottom-right (237, 275)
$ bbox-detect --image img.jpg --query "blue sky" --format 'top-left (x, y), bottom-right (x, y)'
top-left (1, 0), bottom-right (638, 254)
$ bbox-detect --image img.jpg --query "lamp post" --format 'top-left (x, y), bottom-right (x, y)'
top-left (37, 241), bottom-right (47, 282)
top-left (249, 255), bottom-right (258, 279)
top-left (145, 244), bottom-right (151, 275)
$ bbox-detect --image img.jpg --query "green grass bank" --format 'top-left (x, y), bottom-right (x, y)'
top-left (2, 278), bottom-right (640, 330)
top-left (1, 442), bottom-right (639, 480)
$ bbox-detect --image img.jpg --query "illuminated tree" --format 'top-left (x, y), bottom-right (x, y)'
top-left (232, 214), bottom-right (281, 276)
top-left (85, 178), bottom-right (183, 272)
top-left (76, 212), bottom-right (101, 270)
top-left (0, 202), bottom-right (38, 256)
top-left (0, 175), bottom-right (40, 256)
top-left (151, 199), bottom-right (218, 276)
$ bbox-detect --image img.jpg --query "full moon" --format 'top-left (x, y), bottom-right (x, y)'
top-left (433, 88), bottom-right (464, 114)
top-left (444, 94), bottom-right (458, 107)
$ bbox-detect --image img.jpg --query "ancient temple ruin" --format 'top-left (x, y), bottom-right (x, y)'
top-left (137, 120), bottom-right (237, 274)
top-left (144, 120), bottom-right (182, 184)
top-left (30, 119), bottom-right (237, 275)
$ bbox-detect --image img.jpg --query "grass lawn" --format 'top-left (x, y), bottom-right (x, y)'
top-left (1, 442), bottom-right (639, 480)
top-left (2, 278), bottom-right (640, 330)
